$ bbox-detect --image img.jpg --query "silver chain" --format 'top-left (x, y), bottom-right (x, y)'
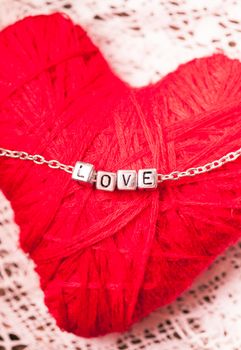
top-left (1, 146), bottom-right (241, 183)
top-left (157, 147), bottom-right (241, 182)
top-left (0, 147), bottom-right (74, 174)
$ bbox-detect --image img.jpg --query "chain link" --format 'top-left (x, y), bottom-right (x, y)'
top-left (0, 147), bottom-right (74, 174)
top-left (157, 147), bottom-right (241, 182)
top-left (1, 146), bottom-right (241, 182)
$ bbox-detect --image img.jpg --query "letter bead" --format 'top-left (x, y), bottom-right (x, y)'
top-left (138, 168), bottom-right (157, 189)
top-left (117, 170), bottom-right (137, 190)
top-left (96, 171), bottom-right (117, 191)
top-left (72, 161), bottom-right (95, 183)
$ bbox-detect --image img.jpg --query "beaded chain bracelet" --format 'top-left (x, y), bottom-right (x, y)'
top-left (1, 146), bottom-right (241, 191)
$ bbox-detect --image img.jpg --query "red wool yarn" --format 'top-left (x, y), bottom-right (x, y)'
top-left (1, 13), bottom-right (241, 338)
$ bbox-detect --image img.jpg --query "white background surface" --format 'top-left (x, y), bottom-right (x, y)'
top-left (0, 1), bottom-right (241, 349)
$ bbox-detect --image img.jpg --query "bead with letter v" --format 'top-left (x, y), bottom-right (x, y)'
top-left (117, 170), bottom-right (137, 190)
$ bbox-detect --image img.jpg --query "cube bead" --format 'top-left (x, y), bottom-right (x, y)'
top-left (117, 170), bottom-right (137, 190)
top-left (138, 168), bottom-right (157, 189)
top-left (96, 171), bottom-right (117, 191)
top-left (72, 161), bottom-right (94, 183)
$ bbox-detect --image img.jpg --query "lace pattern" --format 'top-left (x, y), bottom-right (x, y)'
top-left (0, 1), bottom-right (241, 349)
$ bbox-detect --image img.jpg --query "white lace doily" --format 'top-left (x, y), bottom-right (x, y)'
top-left (0, 1), bottom-right (241, 349)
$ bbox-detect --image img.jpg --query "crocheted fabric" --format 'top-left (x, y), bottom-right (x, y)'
top-left (0, 1), bottom-right (241, 349)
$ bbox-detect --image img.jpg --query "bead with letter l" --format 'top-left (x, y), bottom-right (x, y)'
top-left (138, 168), bottom-right (157, 189)
top-left (72, 161), bottom-right (95, 183)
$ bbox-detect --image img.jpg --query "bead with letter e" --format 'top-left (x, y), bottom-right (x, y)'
top-left (138, 169), bottom-right (157, 189)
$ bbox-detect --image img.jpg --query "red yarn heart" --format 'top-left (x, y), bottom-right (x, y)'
top-left (1, 13), bottom-right (241, 338)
